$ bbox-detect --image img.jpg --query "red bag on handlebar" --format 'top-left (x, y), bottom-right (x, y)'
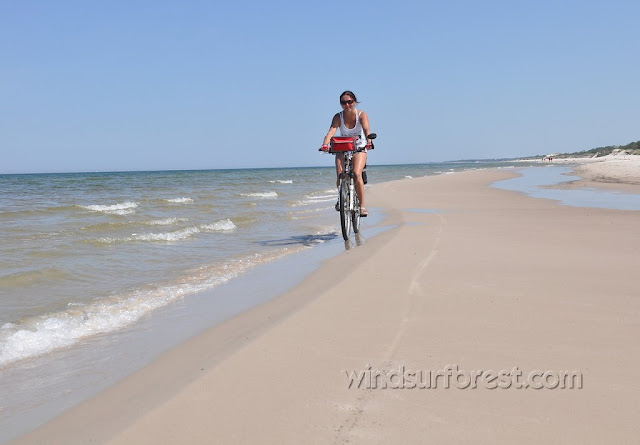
top-left (329, 136), bottom-right (357, 152)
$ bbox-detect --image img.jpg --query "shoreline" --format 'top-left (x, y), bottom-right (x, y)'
top-left (1, 163), bottom-right (519, 442)
top-left (12, 168), bottom-right (640, 443)
top-left (0, 210), bottom-right (390, 443)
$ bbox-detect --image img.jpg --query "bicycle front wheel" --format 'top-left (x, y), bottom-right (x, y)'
top-left (339, 181), bottom-right (351, 240)
top-left (352, 191), bottom-right (361, 234)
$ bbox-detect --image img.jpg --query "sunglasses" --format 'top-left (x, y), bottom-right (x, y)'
top-left (340, 99), bottom-right (354, 105)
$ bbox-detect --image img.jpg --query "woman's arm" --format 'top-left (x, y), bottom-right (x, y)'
top-left (322, 113), bottom-right (341, 146)
top-left (360, 111), bottom-right (371, 143)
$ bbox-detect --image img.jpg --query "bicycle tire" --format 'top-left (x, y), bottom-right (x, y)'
top-left (339, 181), bottom-right (351, 240)
top-left (352, 190), bottom-right (361, 234)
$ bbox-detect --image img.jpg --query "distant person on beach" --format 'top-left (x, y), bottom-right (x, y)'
top-left (320, 91), bottom-right (373, 217)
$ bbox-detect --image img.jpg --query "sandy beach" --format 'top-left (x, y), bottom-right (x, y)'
top-left (525, 152), bottom-right (640, 192)
top-left (571, 155), bottom-right (640, 189)
top-left (12, 168), bottom-right (640, 444)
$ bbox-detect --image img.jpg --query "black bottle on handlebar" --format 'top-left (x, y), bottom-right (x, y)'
top-left (361, 133), bottom-right (375, 184)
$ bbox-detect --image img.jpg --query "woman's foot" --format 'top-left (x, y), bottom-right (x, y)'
top-left (360, 207), bottom-right (368, 217)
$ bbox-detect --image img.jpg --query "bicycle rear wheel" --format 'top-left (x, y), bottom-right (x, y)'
top-left (339, 181), bottom-right (351, 240)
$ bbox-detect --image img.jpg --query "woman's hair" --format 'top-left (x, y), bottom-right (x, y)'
top-left (340, 90), bottom-right (358, 103)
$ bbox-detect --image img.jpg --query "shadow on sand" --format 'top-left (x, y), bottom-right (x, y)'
top-left (257, 232), bottom-right (340, 247)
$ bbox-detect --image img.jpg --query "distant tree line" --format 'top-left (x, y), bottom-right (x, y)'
top-left (531, 140), bottom-right (640, 159)
top-left (561, 140), bottom-right (640, 158)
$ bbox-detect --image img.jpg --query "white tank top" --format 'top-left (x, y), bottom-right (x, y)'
top-left (339, 110), bottom-right (366, 149)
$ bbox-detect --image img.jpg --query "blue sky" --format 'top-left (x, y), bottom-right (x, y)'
top-left (2, 0), bottom-right (639, 173)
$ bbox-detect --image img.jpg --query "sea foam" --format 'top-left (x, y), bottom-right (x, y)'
top-left (200, 219), bottom-right (236, 232)
top-left (79, 201), bottom-right (139, 215)
top-left (131, 227), bottom-right (200, 242)
top-left (95, 220), bottom-right (236, 244)
top-left (145, 217), bottom-right (189, 226)
top-left (241, 191), bottom-right (278, 198)
top-left (0, 248), bottom-right (303, 368)
top-left (165, 197), bottom-right (194, 203)
top-left (291, 193), bottom-right (336, 207)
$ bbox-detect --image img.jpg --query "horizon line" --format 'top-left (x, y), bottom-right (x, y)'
top-left (0, 158), bottom-right (531, 176)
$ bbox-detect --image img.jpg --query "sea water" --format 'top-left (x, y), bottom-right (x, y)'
top-left (0, 161), bottom-right (527, 441)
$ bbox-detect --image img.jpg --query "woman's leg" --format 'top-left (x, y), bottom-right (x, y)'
top-left (335, 153), bottom-right (344, 187)
top-left (352, 152), bottom-right (367, 208)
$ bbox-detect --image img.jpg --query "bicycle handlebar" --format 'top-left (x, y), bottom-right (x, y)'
top-left (319, 132), bottom-right (377, 152)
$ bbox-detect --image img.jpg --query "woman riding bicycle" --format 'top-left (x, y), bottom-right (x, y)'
top-left (321, 91), bottom-right (373, 217)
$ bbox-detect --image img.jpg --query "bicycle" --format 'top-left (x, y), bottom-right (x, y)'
top-left (320, 133), bottom-right (376, 240)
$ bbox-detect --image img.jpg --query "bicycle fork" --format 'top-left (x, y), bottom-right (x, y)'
top-left (340, 171), bottom-right (354, 212)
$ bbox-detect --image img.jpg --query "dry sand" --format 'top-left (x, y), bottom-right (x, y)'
top-left (572, 157), bottom-right (640, 187)
top-left (12, 169), bottom-right (640, 444)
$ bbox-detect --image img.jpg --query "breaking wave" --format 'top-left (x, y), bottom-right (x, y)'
top-left (79, 201), bottom-right (139, 215)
